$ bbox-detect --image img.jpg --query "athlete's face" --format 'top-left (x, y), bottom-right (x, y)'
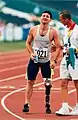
top-left (41, 13), bottom-right (51, 24)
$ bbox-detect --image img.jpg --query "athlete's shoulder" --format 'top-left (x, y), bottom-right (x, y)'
top-left (50, 26), bottom-right (59, 35)
top-left (30, 25), bottom-right (39, 31)
top-left (49, 26), bottom-right (58, 31)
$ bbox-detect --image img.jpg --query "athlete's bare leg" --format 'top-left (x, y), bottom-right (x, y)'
top-left (23, 80), bottom-right (35, 112)
top-left (25, 80), bottom-right (35, 104)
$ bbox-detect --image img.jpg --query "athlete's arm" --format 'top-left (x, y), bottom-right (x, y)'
top-left (51, 29), bottom-right (61, 63)
top-left (26, 27), bottom-right (34, 54)
top-left (26, 27), bottom-right (36, 60)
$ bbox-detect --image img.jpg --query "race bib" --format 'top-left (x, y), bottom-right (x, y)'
top-left (34, 48), bottom-right (48, 58)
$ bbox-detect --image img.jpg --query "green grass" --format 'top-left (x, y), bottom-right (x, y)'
top-left (0, 40), bottom-right (26, 52)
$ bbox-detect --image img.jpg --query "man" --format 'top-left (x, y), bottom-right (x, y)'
top-left (22, 10), bottom-right (61, 113)
top-left (56, 10), bottom-right (78, 115)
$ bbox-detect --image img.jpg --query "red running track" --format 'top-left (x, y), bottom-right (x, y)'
top-left (0, 50), bottom-right (78, 120)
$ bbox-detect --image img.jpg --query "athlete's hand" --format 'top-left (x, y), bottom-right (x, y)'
top-left (30, 53), bottom-right (38, 60)
top-left (30, 53), bottom-right (35, 60)
top-left (50, 60), bottom-right (56, 69)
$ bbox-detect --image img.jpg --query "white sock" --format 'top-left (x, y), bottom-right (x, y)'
top-left (76, 103), bottom-right (78, 107)
top-left (62, 102), bottom-right (68, 108)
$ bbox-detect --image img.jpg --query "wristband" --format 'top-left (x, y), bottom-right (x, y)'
top-left (51, 60), bottom-right (57, 64)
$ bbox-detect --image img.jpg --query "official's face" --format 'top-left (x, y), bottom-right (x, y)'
top-left (59, 14), bottom-right (68, 26)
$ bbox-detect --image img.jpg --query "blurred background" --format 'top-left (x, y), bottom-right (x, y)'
top-left (0, 0), bottom-right (78, 52)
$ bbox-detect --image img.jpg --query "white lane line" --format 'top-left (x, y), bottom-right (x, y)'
top-left (0, 50), bottom-right (26, 59)
top-left (0, 86), bottom-right (15, 89)
top-left (1, 87), bottom-right (76, 120)
top-left (0, 74), bottom-right (25, 82)
top-left (0, 65), bottom-right (59, 76)
top-left (0, 58), bottom-right (26, 65)
top-left (68, 89), bottom-right (76, 94)
top-left (1, 75), bottom-right (76, 120)
top-left (0, 65), bottom-right (26, 72)
top-left (0, 91), bottom-right (15, 92)
top-left (38, 87), bottom-right (61, 90)
top-left (0, 65), bottom-right (59, 81)
top-left (0, 54), bottom-right (26, 60)
top-left (0, 50), bottom-right (24, 55)
top-left (25, 118), bottom-right (46, 120)
top-left (1, 77), bottom-right (60, 120)
top-left (70, 119), bottom-right (78, 120)
top-left (1, 87), bottom-right (25, 120)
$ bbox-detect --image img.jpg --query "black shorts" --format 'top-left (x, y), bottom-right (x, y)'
top-left (27, 59), bottom-right (51, 80)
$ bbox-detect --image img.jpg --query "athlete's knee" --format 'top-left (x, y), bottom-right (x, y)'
top-left (27, 80), bottom-right (35, 86)
top-left (61, 81), bottom-right (68, 89)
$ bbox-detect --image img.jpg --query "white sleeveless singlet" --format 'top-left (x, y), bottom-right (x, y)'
top-left (33, 25), bottom-right (51, 63)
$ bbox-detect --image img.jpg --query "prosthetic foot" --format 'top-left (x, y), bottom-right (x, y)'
top-left (44, 78), bottom-right (52, 114)
top-left (46, 103), bottom-right (51, 114)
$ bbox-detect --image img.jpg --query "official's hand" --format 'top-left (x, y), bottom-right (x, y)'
top-left (76, 48), bottom-right (78, 53)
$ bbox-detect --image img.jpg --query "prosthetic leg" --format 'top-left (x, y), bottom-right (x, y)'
top-left (44, 78), bottom-right (52, 114)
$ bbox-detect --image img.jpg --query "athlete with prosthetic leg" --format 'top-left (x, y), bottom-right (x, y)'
top-left (22, 10), bottom-right (61, 113)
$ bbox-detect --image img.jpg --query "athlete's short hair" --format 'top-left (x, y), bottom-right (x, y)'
top-left (42, 10), bottom-right (52, 19)
top-left (59, 10), bottom-right (71, 20)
